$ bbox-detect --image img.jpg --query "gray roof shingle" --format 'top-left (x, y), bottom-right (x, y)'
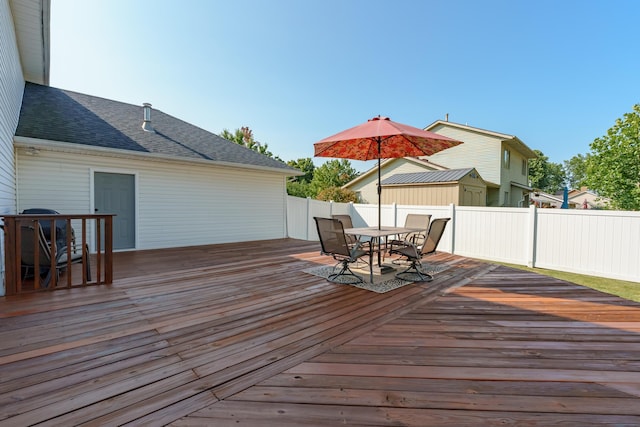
top-left (16, 83), bottom-right (296, 173)
top-left (381, 168), bottom-right (475, 185)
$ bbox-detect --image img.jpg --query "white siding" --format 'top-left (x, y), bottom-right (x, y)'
top-left (17, 150), bottom-right (289, 250)
top-left (0, 0), bottom-right (24, 214)
top-left (427, 124), bottom-right (501, 185)
top-left (1, 0), bottom-right (26, 295)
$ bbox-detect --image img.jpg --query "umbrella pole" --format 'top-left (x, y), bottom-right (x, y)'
top-left (377, 138), bottom-right (381, 231)
top-left (377, 157), bottom-right (381, 230)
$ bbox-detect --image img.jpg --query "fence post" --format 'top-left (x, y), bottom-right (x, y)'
top-left (449, 203), bottom-right (456, 254)
top-left (306, 197), bottom-right (311, 241)
top-left (527, 204), bottom-right (537, 267)
top-left (392, 202), bottom-right (398, 226)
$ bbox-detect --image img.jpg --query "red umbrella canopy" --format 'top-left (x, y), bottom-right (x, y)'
top-left (314, 116), bottom-right (462, 160)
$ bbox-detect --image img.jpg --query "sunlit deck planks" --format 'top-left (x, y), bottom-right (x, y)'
top-left (1, 238), bottom-right (639, 426)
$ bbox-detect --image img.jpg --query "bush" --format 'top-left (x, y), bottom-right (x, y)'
top-left (316, 187), bottom-right (358, 203)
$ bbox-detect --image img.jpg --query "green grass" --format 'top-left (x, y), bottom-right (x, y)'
top-left (491, 262), bottom-right (640, 303)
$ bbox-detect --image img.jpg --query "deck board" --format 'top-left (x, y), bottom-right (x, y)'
top-left (1, 238), bottom-right (639, 425)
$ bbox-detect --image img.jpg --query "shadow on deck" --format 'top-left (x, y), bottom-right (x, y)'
top-left (1, 238), bottom-right (639, 425)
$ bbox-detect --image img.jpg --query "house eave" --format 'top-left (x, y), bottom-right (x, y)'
top-left (9, 0), bottom-right (50, 85)
top-left (510, 181), bottom-right (533, 191)
top-left (14, 136), bottom-right (303, 176)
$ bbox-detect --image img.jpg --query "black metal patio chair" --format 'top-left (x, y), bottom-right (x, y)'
top-left (314, 217), bottom-right (372, 284)
top-left (389, 217), bottom-right (450, 282)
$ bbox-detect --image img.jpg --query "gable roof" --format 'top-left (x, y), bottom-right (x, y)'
top-left (15, 83), bottom-right (299, 174)
top-left (381, 168), bottom-right (480, 185)
top-left (344, 157), bottom-right (449, 188)
top-left (425, 120), bottom-right (537, 159)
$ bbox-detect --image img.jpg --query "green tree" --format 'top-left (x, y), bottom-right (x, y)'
top-left (528, 149), bottom-right (566, 193)
top-left (285, 158), bottom-right (316, 197)
top-left (310, 159), bottom-right (359, 196)
top-left (286, 180), bottom-right (314, 198)
top-left (586, 104), bottom-right (640, 210)
top-left (563, 154), bottom-right (588, 190)
top-left (287, 158), bottom-right (315, 183)
top-left (220, 126), bottom-right (281, 160)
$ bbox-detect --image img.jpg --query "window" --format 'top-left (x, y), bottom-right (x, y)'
top-left (504, 191), bottom-right (509, 206)
top-left (522, 159), bottom-right (527, 176)
top-left (503, 149), bottom-right (511, 169)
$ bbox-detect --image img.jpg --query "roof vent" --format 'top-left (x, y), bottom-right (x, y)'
top-left (142, 103), bottom-right (154, 132)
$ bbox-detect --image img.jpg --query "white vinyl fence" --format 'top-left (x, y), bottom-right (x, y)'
top-left (287, 196), bottom-right (640, 283)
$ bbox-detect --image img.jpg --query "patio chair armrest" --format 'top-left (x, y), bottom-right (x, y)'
top-left (352, 239), bottom-right (372, 255)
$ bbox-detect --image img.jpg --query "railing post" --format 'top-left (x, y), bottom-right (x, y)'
top-left (104, 215), bottom-right (113, 284)
top-left (3, 217), bottom-right (17, 295)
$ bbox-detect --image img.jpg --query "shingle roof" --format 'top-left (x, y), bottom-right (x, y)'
top-left (381, 168), bottom-right (475, 185)
top-left (16, 83), bottom-right (297, 173)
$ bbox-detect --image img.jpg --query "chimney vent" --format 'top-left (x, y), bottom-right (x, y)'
top-left (142, 103), bottom-right (154, 132)
top-left (445, 113), bottom-right (449, 122)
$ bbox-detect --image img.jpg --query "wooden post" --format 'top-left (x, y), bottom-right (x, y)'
top-left (3, 217), bottom-right (17, 295)
top-left (104, 215), bottom-right (113, 284)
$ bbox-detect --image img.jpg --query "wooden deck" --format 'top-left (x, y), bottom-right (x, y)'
top-left (1, 238), bottom-right (639, 426)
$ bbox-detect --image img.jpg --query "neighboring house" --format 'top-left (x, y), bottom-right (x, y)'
top-left (529, 191), bottom-right (578, 209)
top-left (343, 156), bottom-right (448, 204)
top-left (530, 191), bottom-right (568, 209)
top-left (568, 187), bottom-right (610, 209)
top-left (424, 120), bottom-right (537, 207)
top-left (380, 168), bottom-right (487, 206)
top-left (0, 0), bottom-right (301, 294)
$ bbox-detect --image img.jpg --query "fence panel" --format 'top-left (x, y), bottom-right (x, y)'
top-left (454, 206), bottom-right (530, 264)
top-left (286, 196), bottom-right (309, 240)
top-left (535, 209), bottom-right (640, 281)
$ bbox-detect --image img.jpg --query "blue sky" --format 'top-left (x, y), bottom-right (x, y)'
top-left (50, 0), bottom-right (640, 172)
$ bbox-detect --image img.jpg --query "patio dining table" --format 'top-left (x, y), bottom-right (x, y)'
top-left (344, 226), bottom-right (423, 283)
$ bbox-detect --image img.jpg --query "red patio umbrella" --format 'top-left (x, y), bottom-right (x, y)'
top-left (314, 116), bottom-right (463, 229)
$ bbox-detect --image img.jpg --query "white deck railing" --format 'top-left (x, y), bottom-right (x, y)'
top-left (287, 196), bottom-right (640, 283)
